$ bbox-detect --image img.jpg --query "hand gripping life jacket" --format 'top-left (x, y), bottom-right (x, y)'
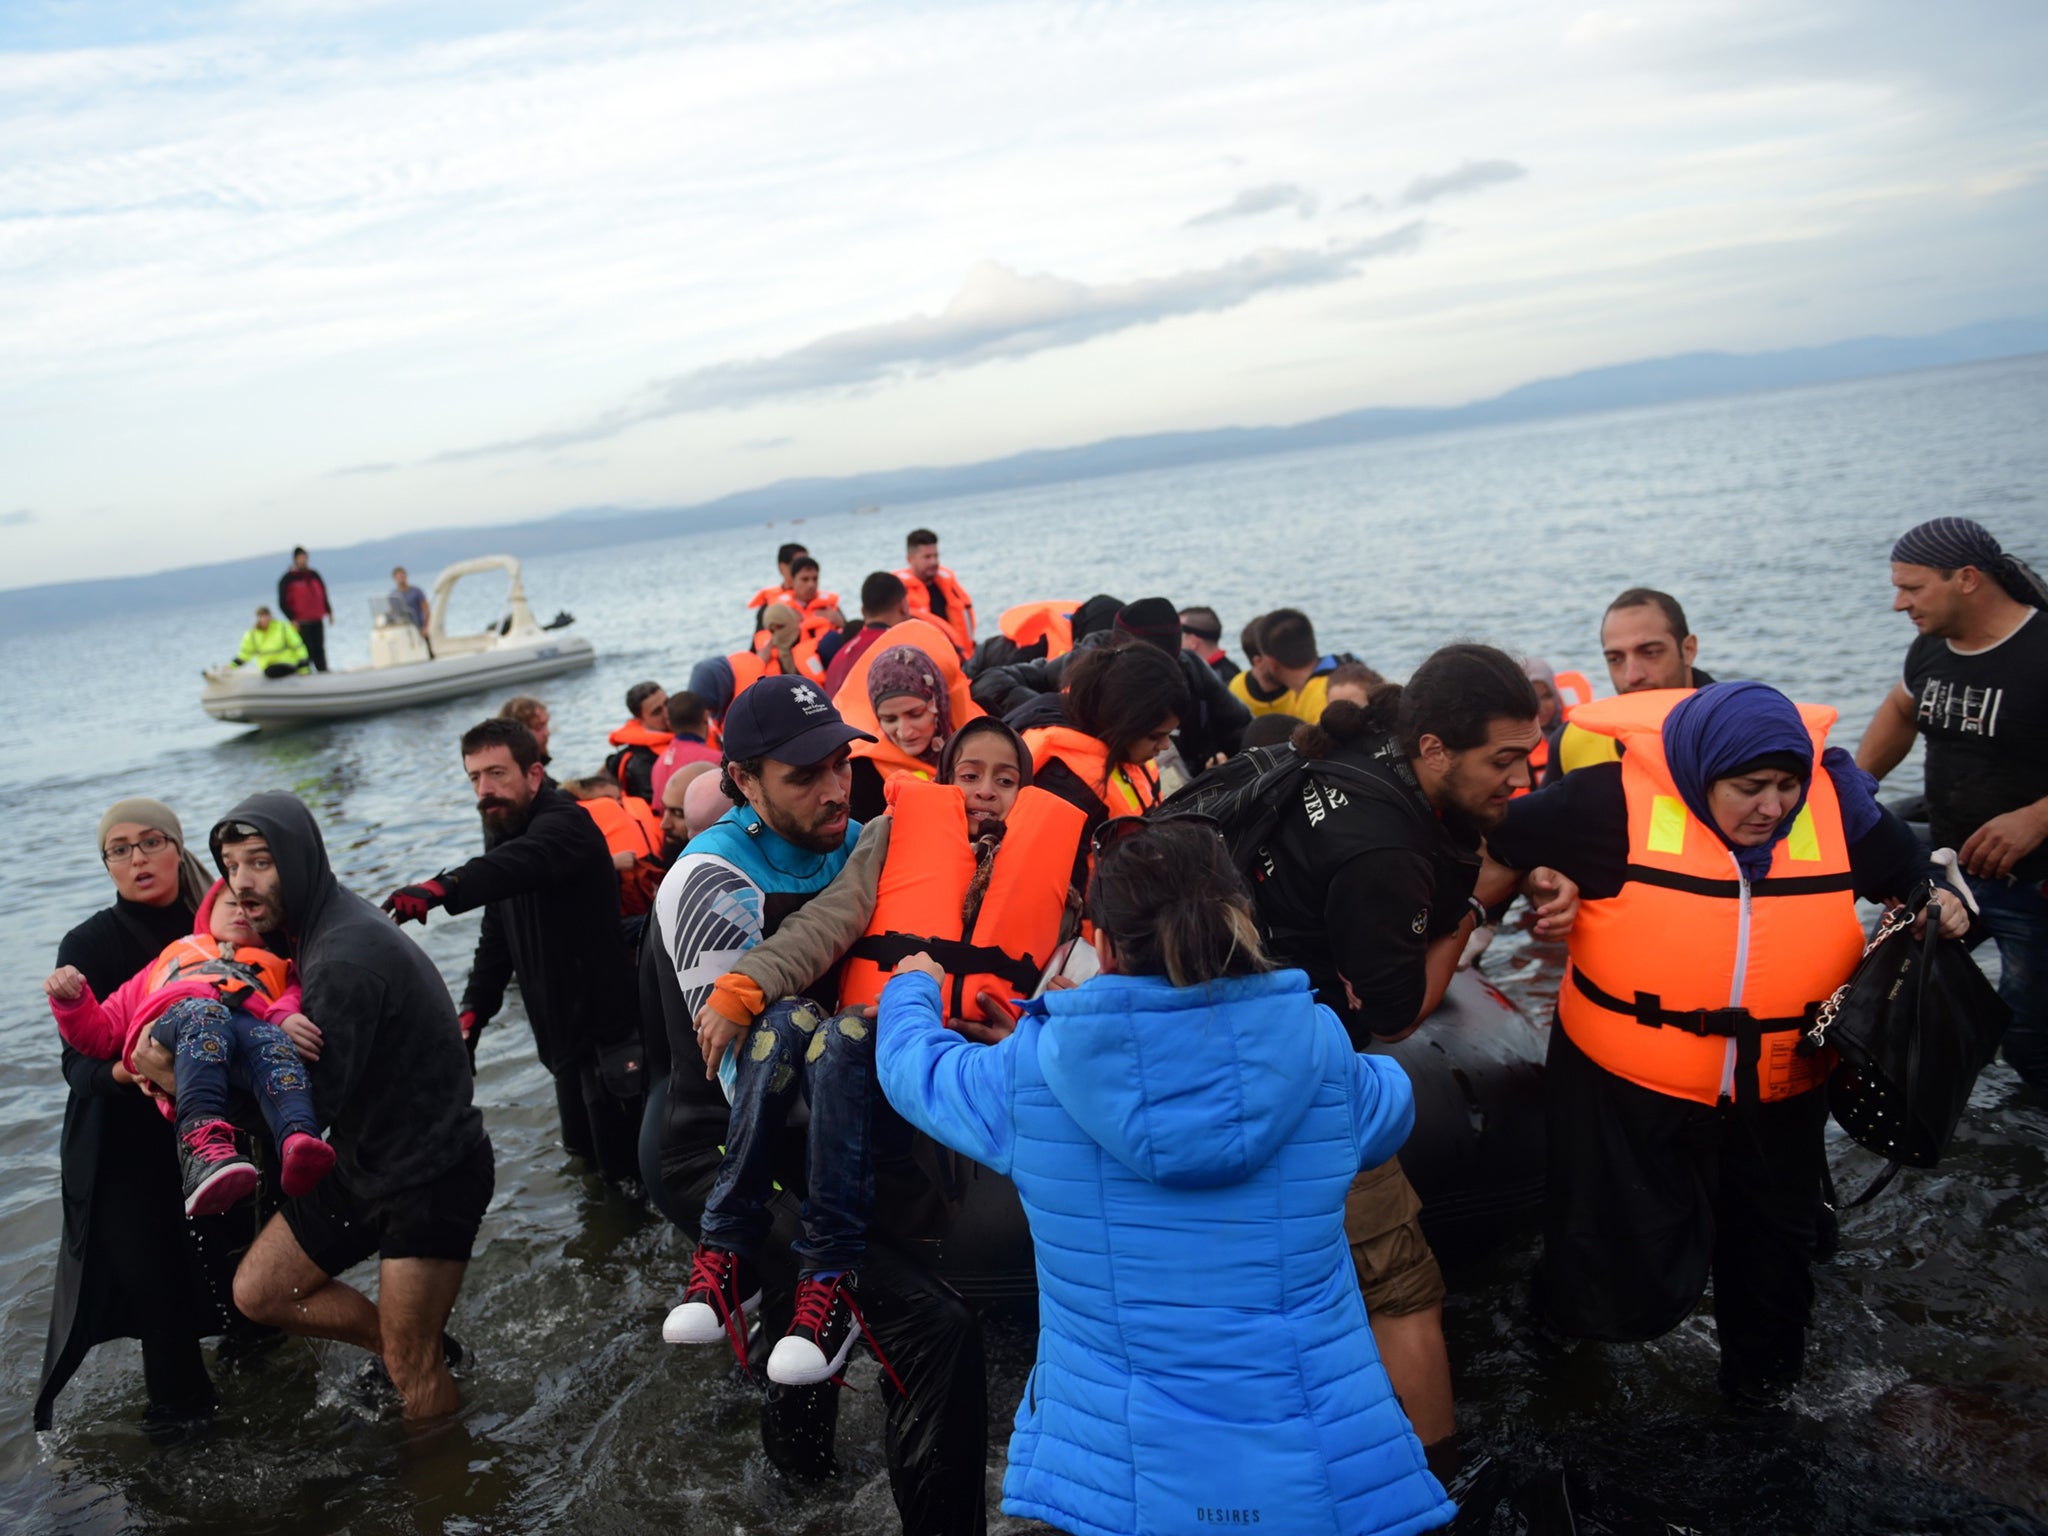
top-left (838, 778), bottom-right (1085, 1020)
top-left (1023, 725), bottom-right (1159, 819)
top-left (753, 631), bottom-right (828, 684)
top-left (751, 593), bottom-right (843, 648)
top-left (999, 600), bottom-right (1079, 661)
top-left (897, 566), bottom-right (976, 657)
top-left (146, 935), bottom-right (292, 1013)
top-left (1558, 690), bottom-right (1865, 1109)
top-left (831, 618), bottom-right (984, 781)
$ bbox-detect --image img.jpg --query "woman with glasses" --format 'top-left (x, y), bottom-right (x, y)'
top-left (36, 800), bottom-right (230, 1430)
top-left (877, 817), bottom-right (1457, 1536)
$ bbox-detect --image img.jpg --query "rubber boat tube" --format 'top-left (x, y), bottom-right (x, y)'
top-left (926, 967), bottom-right (1549, 1311)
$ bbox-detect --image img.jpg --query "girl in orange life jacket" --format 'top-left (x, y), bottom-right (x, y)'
top-left (1025, 640), bottom-right (1190, 884)
top-left (45, 882), bottom-right (334, 1218)
top-left (833, 623), bottom-right (985, 821)
top-left (697, 717), bottom-right (1084, 1062)
top-left (1482, 680), bottom-right (1966, 1403)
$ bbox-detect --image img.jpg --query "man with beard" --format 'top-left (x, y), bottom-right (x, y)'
top-left (131, 795), bottom-right (491, 1420)
top-left (641, 676), bottom-right (990, 1536)
top-left (1556, 587), bottom-right (1719, 774)
top-left (380, 718), bottom-right (644, 1184)
top-left (1244, 643), bottom-right (1568, 1461)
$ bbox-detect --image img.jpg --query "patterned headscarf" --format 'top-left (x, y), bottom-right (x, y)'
top-left (1892, 517), bottom-right (2047, 608)
top-left (867, 644), bottom-right (953, 765)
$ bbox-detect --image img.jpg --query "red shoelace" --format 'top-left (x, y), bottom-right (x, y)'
top-left (789, 1276), bottom-right (904, 1395)
top-left (183, 1121), bottom-right (241, 1164)
top-left (686, 1248), bottom-right (755, 1373)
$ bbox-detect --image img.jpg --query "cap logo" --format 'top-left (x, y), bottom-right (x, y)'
top-left (791, 684), bottom-right (827, 714)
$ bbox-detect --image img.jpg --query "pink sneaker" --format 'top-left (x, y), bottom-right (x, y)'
top-left (278, 1131), bottom-right (336, 1198)
top-left (179, 1120), bottom-right (258, 1217)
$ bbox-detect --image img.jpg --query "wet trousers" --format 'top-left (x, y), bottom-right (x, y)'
top-left (552, 1058), bottom-right (643, 1186)
top-left (153, 998), bottom-right (316, 1151)
top-left (1968, 869), bottom-right (2048, 1092)
top-left (645, 1070), bottom-right (989, 1536)
top-left (1537, 1022), bottom-right (1826, 1398)
top-left (702, 1000), bottom-right (876, 1275)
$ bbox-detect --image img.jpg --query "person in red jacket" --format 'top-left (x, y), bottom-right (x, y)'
top-left (277, 547), bottom-right (335, 673)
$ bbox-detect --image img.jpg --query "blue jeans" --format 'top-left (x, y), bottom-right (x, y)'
top-left (700, 998), bottom-right (875, 1276)
top-left (1969, 872), bottom-right (2048, 1092)
top-left (153, 997), bottom-right (317, 1151)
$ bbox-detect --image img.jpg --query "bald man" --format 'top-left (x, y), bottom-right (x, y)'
top-left (660, 762), bottom-right (715, 860)
top-left (682, 767), bottom-right (730, 840)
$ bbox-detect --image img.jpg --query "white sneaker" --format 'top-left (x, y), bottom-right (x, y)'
top-left (662, 1247), bottom-right (761, 1354)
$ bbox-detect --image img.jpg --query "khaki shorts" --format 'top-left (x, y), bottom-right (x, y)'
top-left (1345, 1157), bottom-right (1445, 1318)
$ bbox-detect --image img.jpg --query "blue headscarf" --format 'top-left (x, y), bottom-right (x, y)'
top-left (1662, 681), bottom-right (1882, 881)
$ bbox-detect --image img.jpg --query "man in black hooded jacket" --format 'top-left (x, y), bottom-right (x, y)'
top-left (381, 716), bottom-right (645, 1183)
top-left (131, 792), bottom-right (492, 1420)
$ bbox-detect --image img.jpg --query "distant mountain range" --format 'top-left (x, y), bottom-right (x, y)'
top-left (6, 316), bottom-right (2044, 636)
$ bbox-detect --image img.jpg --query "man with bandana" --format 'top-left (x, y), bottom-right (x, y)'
top-left (1858, 516), bottom-right (2048, 1093)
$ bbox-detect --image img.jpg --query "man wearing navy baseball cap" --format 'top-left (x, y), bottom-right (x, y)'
top-left (641, 675), bottom-right (992, 1534)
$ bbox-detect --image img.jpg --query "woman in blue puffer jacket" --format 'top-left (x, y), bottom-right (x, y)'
top-left (878, 817), bottom-right (1454, 1536)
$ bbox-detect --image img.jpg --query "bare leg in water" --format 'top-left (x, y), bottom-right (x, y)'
top-left (232, 1214), bottom-right (465, 1420)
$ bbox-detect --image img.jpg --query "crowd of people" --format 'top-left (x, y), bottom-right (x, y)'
top-left (38, 517), bottom-right (2046, 1536)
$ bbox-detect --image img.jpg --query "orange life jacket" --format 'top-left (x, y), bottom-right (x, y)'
top-left (579, 793), bottom-right (662, 861)
top-left (747, 584), bottom-right (793, 612)
top-left (608, 719), bottom-right (674, 788)
top-left (1555, 669), bottom-right (1595, 715)
top-left (1557, 690), bottom-right (1864, 1108)
top-left (999, 600), bottom-right (1078, 660)
top-left (898, 567), bottom-right (976, 657)
top-left (837, 777), bottom-right (1085, 1020)
top-left (752, 592), bottom-right (843, 648)
top-left (146, 935), bottom-right (292, 1012)
top-left (578, 793), bottom-right (664, 915)
top-left (831, 619), bottom-right (983, 781)
top-left (1023, 725), bottom-right (1159, 819)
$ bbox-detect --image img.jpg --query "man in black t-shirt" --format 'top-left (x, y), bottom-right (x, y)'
top-left (1249, 643), bottom-right (1569, 1454)
top-left (1857, 516), bottom-right (2048, 1092)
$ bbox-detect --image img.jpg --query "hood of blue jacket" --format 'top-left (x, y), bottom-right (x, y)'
top-left (1031, 968), bottom-right (1333, 1190)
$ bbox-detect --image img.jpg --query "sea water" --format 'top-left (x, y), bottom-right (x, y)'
top-left (1, 355), bottom-right (2044, 1532)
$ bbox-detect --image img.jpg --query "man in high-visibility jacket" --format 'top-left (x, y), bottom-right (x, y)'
top-left (232, 607), bottom-right (311, 678)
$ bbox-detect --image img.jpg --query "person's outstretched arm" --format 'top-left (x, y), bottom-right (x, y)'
top-left (876, 964), bottom-right (1018, 1173)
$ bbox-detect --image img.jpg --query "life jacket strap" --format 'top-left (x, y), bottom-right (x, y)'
top-left (1568, 966), bottom-right (1815, 1037)
top-left (848, 931), bottom-right (1043, 1015)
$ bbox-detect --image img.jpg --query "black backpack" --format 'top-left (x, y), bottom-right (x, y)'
top-left (1157, 742), bottom-right (1414, 882)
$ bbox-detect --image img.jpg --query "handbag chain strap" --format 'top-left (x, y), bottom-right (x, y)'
top-left (1804, 903), bottom-right (1918, 1050)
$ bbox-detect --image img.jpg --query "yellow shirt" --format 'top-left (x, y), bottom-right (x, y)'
top-left (1228, 670), bottom-right (1331, 721)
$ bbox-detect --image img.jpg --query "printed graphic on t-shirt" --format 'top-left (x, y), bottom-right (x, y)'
top-left (1916, 678), bottom-right (2003, 737)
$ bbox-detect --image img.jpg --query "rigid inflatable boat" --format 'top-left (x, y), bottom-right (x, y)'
top-left (201, 556), bottom-right (594, 728)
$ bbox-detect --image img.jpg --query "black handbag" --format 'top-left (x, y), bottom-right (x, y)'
top-left (1805, 884), bottom-right (2011, 1206)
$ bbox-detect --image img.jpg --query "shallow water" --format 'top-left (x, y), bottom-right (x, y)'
top-left (1, 355), bottom-right (2045, 1532)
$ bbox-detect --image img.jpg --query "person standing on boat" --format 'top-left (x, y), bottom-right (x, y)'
top-left (1485, 681), bottom-right (1963, 1404)
top-left (381, 718), bottom-right (646, 1183)
top-left (231, 605), bottom-right (310, 677)
top-left (1554, 588), bottom-right (1718, 774)
top-left (1248, 644), bottom-right (1562, 1456)
top-left (276, 546), bottom-right (334, 673)
top-left (130, 794), bottom-right (493, 1421)
top-left (388, 565), bottom-right (431, 655)
top-left (897, 529), bottom-right (975, 659)
top-left (642, 676), bottom-right (991, 1536)
top-left (1856, 516), bottom-right (2048, 1095)
top-left (37, 799), bottom-right (241, 1430)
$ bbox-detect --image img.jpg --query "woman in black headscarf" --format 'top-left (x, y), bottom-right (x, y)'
top-left (35, 798), bottom-right (232, 1429)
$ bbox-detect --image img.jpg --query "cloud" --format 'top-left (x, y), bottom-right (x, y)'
top-left (400, 224), bottom-right (1426, 467)
top-left (1185, 183), bottom-right (1319, 227)
top-left (0, 509), bottom-right (37, 527)
top-left (1400, 159), bottom-right (1527, 206)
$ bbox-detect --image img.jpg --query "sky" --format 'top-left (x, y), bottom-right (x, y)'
top-left (2, 0), bottom-right (2045, 589)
